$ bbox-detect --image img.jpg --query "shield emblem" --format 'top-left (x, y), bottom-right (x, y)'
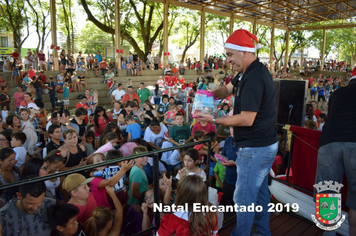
top-left (315, 193), bottom-right (342, 225)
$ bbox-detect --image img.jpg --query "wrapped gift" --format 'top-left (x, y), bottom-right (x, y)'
top-left (192, 90), bottom-right (219, 118)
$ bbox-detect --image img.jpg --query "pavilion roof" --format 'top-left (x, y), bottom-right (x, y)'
top-left (155, 0), bottom-right (356, 30)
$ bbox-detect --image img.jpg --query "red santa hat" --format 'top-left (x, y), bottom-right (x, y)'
top-left (350, 66), bottom-right (356, 81)
top-left (225, 29), bottom-right (262, 53)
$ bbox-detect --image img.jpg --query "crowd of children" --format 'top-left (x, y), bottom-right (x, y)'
top-left (0, 48), bottom-right (352, 236)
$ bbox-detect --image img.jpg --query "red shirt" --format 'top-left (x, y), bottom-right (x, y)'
top-left (76, 102), bottom-right (89, 124)
top-left (314, 108), bottom-right (322, 119)
top-left (12, 52), bottom-right (20, 60)
top-left (39, 74), bottom-right (46, 83)
top-left (158, 211), bottom-right (218, 236)
top-left (191, 121), bottom-right (217, 136)
top-left (27, 70), bottom-right (36, 79)
top-left (178, 108), bottom-right (185, 117)
top-left (92, 116), bottom-right (113, 136)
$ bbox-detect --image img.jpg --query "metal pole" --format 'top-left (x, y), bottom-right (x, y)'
top-left (200, 7), bottom-right (205, 63)
top-left (285, 28), bottom-right (290, 68)
top-left (153, 152), bottom-right (160, 231)
top-left (269, 24), bottom-right (275, 71)
top-left (115, 0), bottom-right (121, 70)
top-left (163, 0), bottom-right (169, 67)
top-left (50, 0), bottom-right (59, 71)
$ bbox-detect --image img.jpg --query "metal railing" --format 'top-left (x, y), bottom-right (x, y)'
top-left (0, 138), bottom-right (212, 235)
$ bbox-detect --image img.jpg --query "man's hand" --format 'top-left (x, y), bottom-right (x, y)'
top-left (197, 112), bottom-right (214, 123)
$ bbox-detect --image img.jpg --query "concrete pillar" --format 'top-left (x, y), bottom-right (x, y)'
top-left (200, 7), bottom-right (205, 63)
top-left (269, 24), bottom-right (275, 71)
top-left (252, 18), bottom-right (257, 35)
top-left (229, 13), bottom-right (234, 36)
top-left (50, 0), bottom-right (59, 71)
top-left (321, 28), bottom-right (326, 71)
top-left (115, 0), bottom-right (121, 70)
top-left (163, 0), bottom-right (169, 66)
top-left (285, 28), bottom-right (290, 68)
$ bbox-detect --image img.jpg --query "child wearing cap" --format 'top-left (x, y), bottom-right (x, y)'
top-left (62, 173), bottom-right (97, 224)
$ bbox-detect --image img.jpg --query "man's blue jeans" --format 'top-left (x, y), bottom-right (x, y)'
top-left (35, 87), bottom-right (42, 100)
top-left (232, 141), bottom-right (278, 236)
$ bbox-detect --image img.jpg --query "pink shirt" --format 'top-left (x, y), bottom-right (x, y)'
top-left (90, 177), bottom-right (112, 209)
top-left (14, 92), bottom-right (25, 108)
top-left (72, 192), bottom-right (97, 224)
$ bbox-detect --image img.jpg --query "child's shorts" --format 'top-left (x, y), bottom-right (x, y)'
top-left (13, 70), bottom-right (19, 76)
top-left (63, 99), bottom-right (69, 105)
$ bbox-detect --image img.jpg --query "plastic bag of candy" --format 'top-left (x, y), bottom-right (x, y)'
top-left (192, 90), bottom-right (219, 118)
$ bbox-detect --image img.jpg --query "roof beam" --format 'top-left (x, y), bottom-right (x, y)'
top-left (150, 0), bottom-right (288, 30)
top-left (290, 22), bottom-right (356, 31)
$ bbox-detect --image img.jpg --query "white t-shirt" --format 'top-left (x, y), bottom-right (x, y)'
top-left (143, 123), bottom-right (168, 148)
top-left (112, 89), bottom-right (126, 101)
top-left (14, 146), bottom-right (27, 168)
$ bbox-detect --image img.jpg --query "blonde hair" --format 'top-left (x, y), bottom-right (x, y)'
top-left (84, 207), bottom-right (112, 236)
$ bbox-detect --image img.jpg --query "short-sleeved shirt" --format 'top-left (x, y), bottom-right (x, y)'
top-left (14, 92), bottom-right (25, 108)
top-left (191, 121), bottom-right (216, 136)
top-left (231, 58), bottom-right (277, 147)
top-left (143, 123), bottom-right (168, 148)
top-left (0, 197), bottom-right (55, 236)
top-left (0, 94), bottom-right (11, 111)
top-left (112, 89), bottom-right (126, 101)
top-left (63, 87), bottom-right (70, 98)
top-left (137, 88), bottom-right (152, 104)
top-left (90, 177), bottom-right (112, 209)
top-left (71, 192), bottom-right (97, 224)
top-left (128, 166), bottom-right (149, 205)
top-left (319, 82), bottom-right (356, 147)
top-left (94, 54), bottom-right (102, 63)
top-left (221, 137), bottom-right (238, 185)
top-left (317, 86), bottom-right (325, 95)
top-left (214, 163), bottom-right (226, 187)
top-left (169, 124), bottom-right (191, 144)
top-left (126, 123), bottom-right (143, 140)
top-left (48, 81), bottom-right (56, 94)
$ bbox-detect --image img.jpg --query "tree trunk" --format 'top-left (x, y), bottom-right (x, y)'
top-left (80, 0), bottom-right (163, 61)
top-left (181, 47), bottom-right (188, 62)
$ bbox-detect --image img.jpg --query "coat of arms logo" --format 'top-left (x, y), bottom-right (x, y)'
top-left (311, 181), bottom-right (346, 230)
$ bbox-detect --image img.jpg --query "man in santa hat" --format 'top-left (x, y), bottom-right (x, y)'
top-left (314, 67), bottom-right (356, 236)
top-left (198, 29), bottom-right (278, 236)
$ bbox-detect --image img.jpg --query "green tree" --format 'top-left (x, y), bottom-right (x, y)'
top-left (309, 29), bottom-right (336, 60)
top-left (334, 28), bottom-right (356, 65)
top-left (0, 0), bottom-right (30, 51)
top-left (288, 31), bottom-right (309, 63)
top-left (80, 0), bottom-right (164, 60)
top-left (26, 0), bottom-right (51, 51)
top-left (171, 9), bottom-right (200, 61)
top-left (57, 0), bottom-right (76, 51)
top-left (77, 22), bottom-right (113, 53)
